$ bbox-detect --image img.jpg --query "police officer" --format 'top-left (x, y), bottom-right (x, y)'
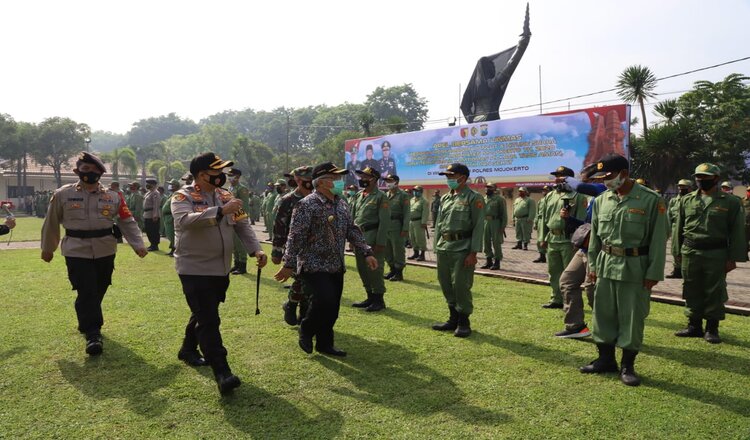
top-left (533, 185), bottom-right (551, 263)
top-left (227, 168), bottom-right (251, 275)
top-left (127, 181), bottom-right (144, 231)
top-left (666, 179), bottom-right (692, 278)
top-left (432, 163), bottom-right (485, 338)
top-left (431, 190), bottom-right (441, 228)
top-left (481, 183), bottom-right (507, 270)
top-left (350, 166), bottom-right (390, 312)
top-left (672, 163), bottom-right (747, 344)
top-left (539, 167), bottom-right (588, 309)
top-left (383, 174), bottom-right (410, 282)
top-left (581, 154), bottom-right (667, 386)
top-left (40, 152), bottom-right (147, 355)
top-left (379, 141), bottom-right (397, 186)
top-left (172, 152), bottom-right (267, 394)
top-left (512, 187), bottom-right (535, 250)
top-left (408, 185), bottom-right (429, 262)
top-left (162, 179), bottom-right (181, 256)
top-left (272, 166), bottom-right (314, 325)
top-left (143, 178), bottom-right (162, 251)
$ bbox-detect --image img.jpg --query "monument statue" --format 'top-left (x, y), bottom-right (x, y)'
top-left (460, 3), bottom-right (531, 123)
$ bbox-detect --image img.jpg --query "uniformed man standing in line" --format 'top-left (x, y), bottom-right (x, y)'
top-left (249, 190), bottom-right (261, 224)
top-left (127, 182), bottom-right (144, 231)
top-left (227, 168), bottom-right (251, 275)
top-left (172, 152), bottom-right (267, 394)
top-left (582, 154), bottom-right (667, 386)
top-left (383, 174), bottom-right (410, 282)
top-left (720, 181), bottom-right (734, 195)
top-left (261, 181), bottom-right (276, 237)
top-left (672, 164), bottom-right (747, 344)
top-left (481, 183), bottom-right (508, 270)
top-left (41, 152), bottom-right (147, 355)
top-left (162, 179), bottom-right (181, 257)
top-left (512, 187), bottom-right (535, 250)
top-left (350, 166), bottom-right (390, 312)
top-left (666, 179), bottom-right (692, 279)
top-left (432, 163), bottom-right (485, 338)
top-left (431, 190), bottom-right (441, 228)
top-left (407, 186), bottom-right (429, 261)
top-left (533, 185), bottom-right (551, 263)
top-left (143, 178), bottom-right (162, 251)
top-left (345, 184), bottom-right (358, 205)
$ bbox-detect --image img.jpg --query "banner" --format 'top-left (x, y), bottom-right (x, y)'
top-left (344, 104), bottom-right (630, 188)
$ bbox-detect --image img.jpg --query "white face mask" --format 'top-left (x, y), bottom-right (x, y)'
top-left (604, 172), bottom-right (625, 191)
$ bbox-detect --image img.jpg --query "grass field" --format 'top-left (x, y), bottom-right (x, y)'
top-left (2, 216), bottom-right (44, 242)
top-left (1, 244), bottom-right (749, 439)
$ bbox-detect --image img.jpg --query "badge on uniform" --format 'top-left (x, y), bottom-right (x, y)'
top-left (173, 193), bottom-right (186, 202)
top-left (232, 208), bottom-right (249, 221)
top-left (71, 203), bottom-right (81, 209)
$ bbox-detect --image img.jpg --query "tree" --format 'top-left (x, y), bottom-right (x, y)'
top-left (365, 84), bottom-right (429, 131)
top-left (231, 136), bottom-right (275, 189)
top-left (32, 117), bottom-right (90, 187)
top-left (315, 130), bottom-right (361, 166)
top-left (132, 143), bottom-right (164, 184)
top-left (653, 99), bottom-right (678, 124)
top-left (127, 113), bottom-right (199, 148)
top-left (101, 147), bottom-right (137, 180)
top-left (91, 130), bottom-right (127, 153)
top-left (616, 65), bottom-right (658, 137)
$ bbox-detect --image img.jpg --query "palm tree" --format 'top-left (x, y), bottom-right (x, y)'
top-left (653, 99), bottom-right (678, 124)
top-left (102, 147), bottom-right (137, 180)
top-left (616, 65), bottom-right (658, 137)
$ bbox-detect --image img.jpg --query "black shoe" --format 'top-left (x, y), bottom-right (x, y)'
top-left (416, 251), bottom-right (426, 262)
top-left (167, 250), bottom-right (175, 257)
top-left (480, 258), bottom-right (493, 269)
top-left (215, 372), bottom-right (241, 395)
top-left (666, 267), bottom-right (682, 279)
top-left (580, 344), bottom-right (618, 374)
top-left (316, 346), bottom-right (347, 357)
top-left (282, 300), bottom-right (299, 326)
top-left (532, 254), bottom-right (546, 263)
top-left (704, 319), bottom-right (722, 344)
top-left (407, 250), bottom-right (419, 260)
top-left (147, 246), bottom-right (159, 251)
top-left (389, 270), bottom-right (403, 282)
top-left (619, 349), bottom-right (641, 386)
top-left (384, 271), bottom-right (395, 280)
top-left (178, 349), bottom-right (208, 367)
top-left (298, 333), bottom-right (313, 354)
top-left (85, 335), bottom-right (103, 356)
top-left (365, 296), bottom-right (386, 312)
top-left (432, 306), bottom-right (459, 331)
top-left (523, 242), bottom-right (529, 250)
top-left (490, 261), bottom-right (500, 270)
top-left (554, 325), bottom-right (591, 339)
top-left (352, 295), bottom-right (373, 308)
top-left (675, 318), bottom-right (703, 338)
top-left (512, 242), bottom-right (522, 250)
top-left (231, 263), bottom-right (247, 275)
top-left (454, 314), bottom-right (472, 338)
top-left (542, 302), bottom-right (563, 309)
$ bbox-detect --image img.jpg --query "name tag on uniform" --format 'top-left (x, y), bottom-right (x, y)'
top-left (67, 197), bottom-right (83, 201)
top-left (713, 207), bottom-right (729, 212)
top-left (628, 208), bottom-right (646, 215)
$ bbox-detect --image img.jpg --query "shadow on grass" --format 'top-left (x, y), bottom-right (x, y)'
top-left (0, 346), bottom-right (27, 362)
top-left (643, 344), bottom-right (750, 376)
top-left (396, 278), bottom-right (442, 292)
top-left (221, 382), bottom-right (344, 437)
top-left (644, 378), bottom-right (750, 417)
top-left (313, 332), bottom-right (511, 425)
top-left (645, 317), bottom-right (750, 350)
top-left (57, 338), bottom-right (179, 416)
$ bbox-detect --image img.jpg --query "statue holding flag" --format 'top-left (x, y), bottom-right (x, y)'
top-left (461, 3), bottom-right (531, 123)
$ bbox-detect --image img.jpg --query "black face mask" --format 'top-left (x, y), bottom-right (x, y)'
top-left (302, 181), bottom-right (313, 190)
top-left (678, 188), bottom-right (690, 196)
top-left (78, 170), bottom-right (102, 184)
top-left (288, 179), bottom-right (298, 188)
top-left (358, 179), bottom-right (370, 188)
top-left (486, 190), bottom-right (494, 196)
top-left (696, 178), bottom-right (717, 191)
top-left (204, 173), bottom-right (226, 188)
top-left (276, 187), bottom-right (284, 194)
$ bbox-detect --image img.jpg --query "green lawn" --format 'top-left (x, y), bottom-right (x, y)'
top-left (3, 216), bottom-right (44, 242)
top-left (1, 245), bottom-right (749, 439)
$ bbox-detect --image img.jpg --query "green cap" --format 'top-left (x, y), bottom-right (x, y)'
top-left (167, 179), bottom-right (180, 186)
top-left (720, 181), bottom-right (732, 189)
top-left (677, 179), bottom-right (692, 187)
top-left (274, 179), bottom-right (287, 186)
top-left (284, 166), bottom-right (313, 179)
top-left (693, 163), bottom-right (720, 176)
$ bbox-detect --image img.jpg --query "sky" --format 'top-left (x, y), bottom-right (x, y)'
top-left (2, 0), bottom-right (749, 135)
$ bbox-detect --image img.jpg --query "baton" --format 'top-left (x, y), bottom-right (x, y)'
top-left (255, 267), bottom-right (262, 315)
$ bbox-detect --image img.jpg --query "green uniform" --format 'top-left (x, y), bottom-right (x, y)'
top-left (484, 193), bottom-right (508, 261)
top-left (540, 190), bottom-right (588, 305)
top-left (434, 186), bottom-right (485, 315)
top-left (231, 182), bottom-right (251, 265)
top-left (744, 196), bottom-right (750, 254)
top-left (672, 189), bottom-right (747, 321)
top-left (161, 194), bottom-right (176, 250)
top-left (535, 193), bottom-right (550, 255)
top-left (589, 183), bottom-right (667, 351)
top-left (409, 195), bottom-right (429, 251)
top-left (667, 194), bottom-right (684, 270)
top-left (127, 192), bottom-right (144, 230)
top-left (263, 192), bottom-right (278, 237)
top-left (250, 194), bottom-right (261, 222)
top-left (513, 196), bottom-right (535, 244)
top-left (385, 188), bottom-right (410, 272)
top-left (350, 188), bottom-right (390, 297)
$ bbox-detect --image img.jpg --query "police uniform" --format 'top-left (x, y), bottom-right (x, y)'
top-left (143, 178), bottom-right (162, 250)
top-left (407, 186), bottom-right (429, 261)
top-left (481, 183), bottom-right (508, 270)
top-left (173, 152), bottom-right (265, 394)
top-left (40, 152), bottom-right (146, 355)
top-left (350, 166), bottom-right (390, 312)
top-left (512, 188), bottom-right (536, 250)
top-left (672, 164), bottom-right (747, 343)
top-left (383, 174), bottom-right (410, 281)
top-left (583, 154), bottom-right (667, 386)
top-left (378, 142), bottom-right (397, 186)
top-left (227, 168), bottom-right (251, 274)
top-left (432, 163), bottom-right (485, 337)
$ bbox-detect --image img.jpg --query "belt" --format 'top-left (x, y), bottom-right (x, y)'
top-left (359, 223), bottom-right (379, 232)
top-left (550, 228), bottom-right (564, 235)
top-left (441, 231), bottom-right (472, 241)
top-left (515, 215), bottom-right (528, 218)
top-left (683, 238), bottom-right (726, 251)
top-left (390, 215), bottom-right (403, 221)
top-left (602, 244), bottom-right (649, 257)
top-left (485, 215), bottom-right (498, 220)
top-left (65, 228), bottom-right (114, 239)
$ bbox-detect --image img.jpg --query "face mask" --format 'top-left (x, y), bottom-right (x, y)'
top-left (386, 182), bottom-right (397, 190)
top-left (414, 192), bottom-right (422, 197)
top-left (348, 190), bottom-right (356, 197)
top-left (331, 180), bottom-right (345, 196)
top-left (604, 173), bottom-right (624, 191)
top-left (302, 181), bottom-right (313, 190)
top-left (205, 173), bottom-right (226, 188)
top-left (696, 178), bottom-right (717, 191)
top-left (447, 178), bottom-right (460, 190)
top-left (486, 190), bottom-right (494, 196)
top-left (358, 179), bottom-right (370, 188)
top-left (276, 187), bottom-right (284, 194)
top-left (79, 170), bottom-right (102, 184)
top-left (678, 188), bottom-right (689, 196)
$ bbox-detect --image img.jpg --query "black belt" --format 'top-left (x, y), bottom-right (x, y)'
top-left (410, 217), bottom-right (422, 221)
top-left (441, 231), bottom-right (472, 241)
top-left (515, 215), bottom-right (528, 218)
top-left (602, 245), bottom-right (649, 257)
top-left (359, 223), bottom-right (379, 232)
top-left (683, 238), bottom-right (726, 251)
top-left (66, 228), bottom-right (114, 239)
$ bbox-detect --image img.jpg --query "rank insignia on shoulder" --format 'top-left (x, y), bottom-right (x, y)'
top-left (173, 193), bottom-right (186, 202)
top-left (657, 201), bottom-right (666, 214)
top-left (382, 202), bottom-right (389, 209)
top-left (476, 201), bottom-right (484, 209)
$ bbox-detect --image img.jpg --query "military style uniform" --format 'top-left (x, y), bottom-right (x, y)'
top-left (408, 188), bottom-right (429, 261)
top-left (482, 188), bottom-right (508, 270)
top-left (127, 184), bottom-right (144, 230)
top-left (262, 186), bottom-right (278, 237)
top-left (672, 164), bottom-right (747, 343)
top-left (431, 193), bottom-right (441, 228)
top-left (533, 188), bottom-right (550, 262)
top-left (513, 193), bottom-right (536, 249)
top-left (143, 182), bottom-right (162, 250)
top-left (384, 184), bottom-right (410, 281)
top-left (229, 175), bottom-right (251, 274)
top-left (666, 179), bottom-right (692, 278)
top-left (743, 193), bottom-right (750, 254)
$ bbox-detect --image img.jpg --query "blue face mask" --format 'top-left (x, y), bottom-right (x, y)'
top-left (447, 178), bottom-right (460, 190)
top-left (331, 180), bottom-right (345, 196)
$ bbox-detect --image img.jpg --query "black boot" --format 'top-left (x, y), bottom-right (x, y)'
top-left (454, 313), bottom-right (472, 338)
top-left (490, 260), bottom-right (500, 270)
top-left (532, 253), bottom-right (546, 263)
top-left (665, 266), bottom-right (682, 279)
top-left (480, 257), bottom-right (493, 269)
top-left (384, 270), bottom-right (395, 280)
top-left (178, 349), bottom-right (208, 367)
top-left (407, 250), bottom-right (419, 260)
top-left (297, 300), bottom-right (309, 324)
top-left (704, 319), bottom-right (722, 344)
top-left (352, 293), bottom-right (373, 308)
top-left (85, 333), bottom-right (103, 356)
top-left (416, 250), bottom-right (426, 262)
top-left (432, 306), bottom-right (459, 331)
top-left (580, 343), bottom-right (618, 373)
top-left (282, 300), bottom-right (299, 326)
top-left (365, 295), bottom-right (386, 312)
top-left (512, 241), bottom-right (522, 250)
top-left (298, 328), bottom-right (313, 354)
top-left (675, 318), bottom-right (703, 338)
top-left (231, 262), bottom-right (247, 275)
top-left (619, 349), bottom-right (641, 386)
top-left (389, 268), bottom-right (404, 282)
top-left (523, 242), bottom-right (529, 250)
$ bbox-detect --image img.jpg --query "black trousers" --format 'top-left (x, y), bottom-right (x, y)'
top-left (299, 271), bottom-right (344, 349)
top-left (179, 274), bottom-right (230, 371)
top-left (65, 255), bottom-right (116, 337)
top-left (145, 218), bottom-right (160, 248)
